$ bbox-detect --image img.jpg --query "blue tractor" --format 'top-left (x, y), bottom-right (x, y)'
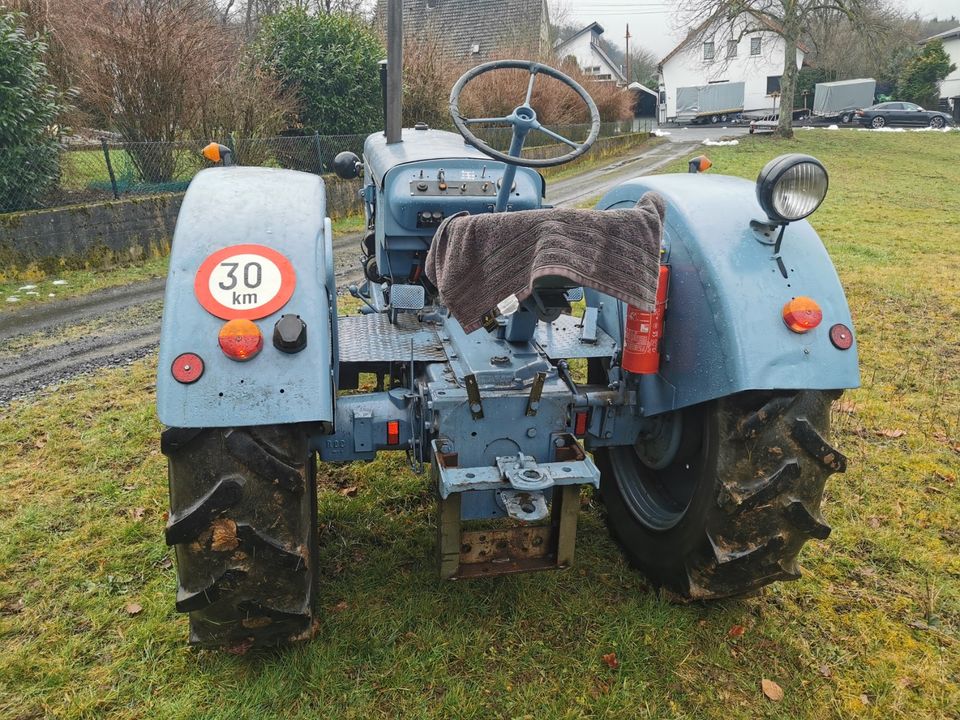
top-left (156, 15), bottom-right (858, 648)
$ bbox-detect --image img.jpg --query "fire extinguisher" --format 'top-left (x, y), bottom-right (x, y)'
top-left (622, 264), bottom-right (670, 375)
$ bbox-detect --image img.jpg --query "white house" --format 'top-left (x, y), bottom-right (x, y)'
top-left (923, 26), bottom-right (960, 110)
top-left (555, 22), bottom-right (626, 84)
top-left (658, 14), bottom-right (806, 122)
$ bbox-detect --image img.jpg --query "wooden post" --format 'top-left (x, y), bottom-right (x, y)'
top-left (625, 24), bottom-right (631, 83)
top-left (437, 494), bottom-right (462, 579)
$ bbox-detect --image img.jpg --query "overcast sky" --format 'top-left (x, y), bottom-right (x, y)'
top-left (558, 0), bottom-right (959, 60)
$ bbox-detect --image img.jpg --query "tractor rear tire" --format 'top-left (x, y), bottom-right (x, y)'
top-left (594, 390), bottom-right (845, 600)
top-left (161, 425), bottom-right (318, 648)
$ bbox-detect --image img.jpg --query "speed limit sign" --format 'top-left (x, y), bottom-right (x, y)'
top-left (194, 244), bottom-right (296, 320)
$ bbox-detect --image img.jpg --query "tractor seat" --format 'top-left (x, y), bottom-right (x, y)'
top-left (424, 194), bottom-right (666, 334)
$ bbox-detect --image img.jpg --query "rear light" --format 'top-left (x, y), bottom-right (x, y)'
top-left (574, 410), bottom-right (589, 436)
top-left (218, 318), bottom-right (263, 360)
top-left (386, 420), bottom-right (400, 445)
top-left (782, 297), bottom-right (822, 333)
top-left (171, 352), bottom-right (204, 384)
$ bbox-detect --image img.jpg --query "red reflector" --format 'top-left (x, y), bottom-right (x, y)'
top-left (574, 410), bottom-right (589, 436)
top-left (218, 318), bottom-right (263, 361)
top-left (782, 296), bottom-right (822, 333)
top-left (387, 420), bottom-right (400, 445)
top-left (171, 353), bottom-right (204, 384)
top-left (829, 323), bottom-right (853, 350)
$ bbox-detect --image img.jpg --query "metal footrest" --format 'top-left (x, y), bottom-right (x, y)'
top-left (337, 314), bottom-right (445, 363)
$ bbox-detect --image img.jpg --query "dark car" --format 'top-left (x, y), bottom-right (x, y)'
top-left (855, 101), bottom-right (953, 129)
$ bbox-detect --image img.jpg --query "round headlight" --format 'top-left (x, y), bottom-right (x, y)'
top-left (756, 154), bottom-right (828, 223)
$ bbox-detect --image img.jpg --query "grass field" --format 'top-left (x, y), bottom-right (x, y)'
top-left (0, 130), bottom-right (957, 719)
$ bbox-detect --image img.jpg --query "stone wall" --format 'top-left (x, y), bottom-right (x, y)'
top-left (0, 133), bottom-right (650, 275)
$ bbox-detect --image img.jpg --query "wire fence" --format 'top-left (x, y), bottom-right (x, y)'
top-left (0, 119), bottom-right (652, 215)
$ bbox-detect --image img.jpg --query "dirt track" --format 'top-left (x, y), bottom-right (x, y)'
top-left (0, 141), bottom-right (697, 404)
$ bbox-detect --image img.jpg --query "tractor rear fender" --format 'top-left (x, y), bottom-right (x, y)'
top-left (156, 167), bottom-right (336, 428)
top-left (586, 173), bottom-right (860, 416)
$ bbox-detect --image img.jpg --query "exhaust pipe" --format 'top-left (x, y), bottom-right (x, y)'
top-left (385, 0), bottom-right (403, 144)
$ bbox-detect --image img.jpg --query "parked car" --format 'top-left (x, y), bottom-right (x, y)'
top-left (855, 102), bottom-right (953, 129)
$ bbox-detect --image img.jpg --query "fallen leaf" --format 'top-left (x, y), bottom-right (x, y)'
top-left (0, 598), bottom-right (24, 615)
top-left (331, 600), bottom-right (349, 612)
top-left (159, 556), bottom-right (173, 570)
top-left (601, 652), bottom-right (619, 669)
top-left (224, 638), bottom-right (254, 655)
top-left (728, 624), bottom-right (746, 638)
top-left (125, 602), bottom-right (143, 616)
top-left (875, 428), bottom-right (906, 439)
top-left (860, 694), bottom-right (871, 706)
top-left (761, 678), bottom-right (784, 702)
top-left (868, 516), bottom-right (881, 529)
top-left (834, 399), bottom-right (857, 414)
top-left (339, 486), bottom-right (358, 497)
top-left (818, 665), bottom-right (832, 678)
top-left (161, 511), bottom-right (169, 522)
top-left (210, 518), bottom-right (239, 551)
top-left (131, 507), bottom-right (146, 520)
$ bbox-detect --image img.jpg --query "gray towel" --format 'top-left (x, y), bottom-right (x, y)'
top-left (425, 192), bottom-right (666, 333)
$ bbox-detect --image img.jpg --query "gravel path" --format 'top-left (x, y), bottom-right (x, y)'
top-left (1, 141), bottom-right (698, 405)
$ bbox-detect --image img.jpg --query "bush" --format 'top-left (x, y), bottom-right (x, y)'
top-left (456, 48), bottom-right (633, 125)
top-left (254, 9), bottom-right (384, 136)
top-left (896, 40), bottom-right (956, 109)
top-left (0, 10), bottom-right (63, 213)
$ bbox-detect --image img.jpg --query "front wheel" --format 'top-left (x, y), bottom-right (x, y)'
top-left (840, 113), bottom-right (852, 124)
top-left (871, 116), bottom-right (886, 129)
top-left (930, 116), bottom-right (945, 129)
top-left (162, 425), bottom-right (319, 647)
top-left (595, 391), bottom-right (845, 599)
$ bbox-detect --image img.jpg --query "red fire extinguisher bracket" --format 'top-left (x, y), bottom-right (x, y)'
top-left (622, 265), bottom-right (670, 375)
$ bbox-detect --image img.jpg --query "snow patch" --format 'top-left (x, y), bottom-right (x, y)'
top-left (52, 279), bottom-right (68, 285)
top-left (6, 297), bottom-right (19, 303)
top-left (652, 129), bottom-right (672, 137)
top-left (18, 284), bottom-right (36, 291)
top-left (703, 139), bottom-right (739, 146)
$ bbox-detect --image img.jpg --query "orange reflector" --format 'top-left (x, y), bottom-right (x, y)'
top-left (574, 410), bottom-right (589, 437)
top-left (202, 142), bottom-right (222, 163)
top-left (218, 318), bottom-right (263, 360)
top-left (386, 420), bottom-right (400, 445)
top-left (782, 296), bottom-right (823, 333)
top-left (697, 155), bottom-right (712, 172)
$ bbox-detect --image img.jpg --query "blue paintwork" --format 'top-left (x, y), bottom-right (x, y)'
top-left (586, 173), bottom-right (860, 415)
top-left (156, 167), bottom-right (336, 428)
top-left (363, 128), bottom-right (543, 278)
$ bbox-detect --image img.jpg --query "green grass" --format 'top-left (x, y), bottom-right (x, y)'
top-left (0, 131), bottom-right (958, 718)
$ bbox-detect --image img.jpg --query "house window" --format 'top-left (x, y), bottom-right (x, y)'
top-left (703, 41), bottom-right (715, 61)
top-left (727, 40), bottom-right (738, 58)
top-left (750, 37), bottom-right (761, 55)
top-left (767, 75), bottom-right (781, 94)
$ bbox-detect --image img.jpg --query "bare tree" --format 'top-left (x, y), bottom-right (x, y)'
top-left (628, 47), bottom-right (659, 87)
top-left (676, 0), bottom-right (878, 137)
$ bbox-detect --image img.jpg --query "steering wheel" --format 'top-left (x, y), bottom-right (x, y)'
top-left (449, 60), bottom-right (600, 169)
